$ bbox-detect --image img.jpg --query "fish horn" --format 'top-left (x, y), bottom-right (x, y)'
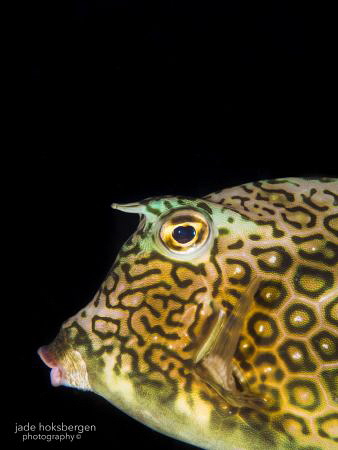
top-left (111, 202), bottom-right (147, 214)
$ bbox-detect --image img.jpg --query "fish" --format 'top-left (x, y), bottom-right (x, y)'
top-left (38, 177), bottom-right (338, 450)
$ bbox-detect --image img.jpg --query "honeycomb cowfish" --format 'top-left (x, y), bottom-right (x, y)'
top-left (38, 177), bottom-right (338, 450)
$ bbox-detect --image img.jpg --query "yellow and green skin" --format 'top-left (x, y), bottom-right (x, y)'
top-left (38, 178), bottom-right (338, 450)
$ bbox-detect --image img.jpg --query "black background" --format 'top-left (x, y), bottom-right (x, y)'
top-left (11, 0), bottom-right (336, 449)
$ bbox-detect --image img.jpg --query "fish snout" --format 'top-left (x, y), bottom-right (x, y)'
top-left (38, 332), bottom-right (91, 391)
top-left (38, 345), bottom-right (64, 387)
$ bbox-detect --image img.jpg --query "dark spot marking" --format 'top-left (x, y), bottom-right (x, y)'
top-left (301, 189), bottom-right (329, 212)
top-left (274, 369), bottom-right (285, 381)
top-left (247, 312), bottom-right (279, 345)
top-left (259, 385), bottom-right (281, 412)
top-left (256, 192), bottom-right (269, 201)
top-left (254, 353), bottom-right (276, 366)
top-left (121, 263), bottom-right (161, 282)
top-left (118, 281), bottom-right (171, 302)
top-left (311, 331), bottom-right (338, 361)
top-left (325, 297), bottom-right (338, 327)
top-left (178, 367), bottom-right (193, 393)
top-left (146, 204), bottom-right (162, 216)
top-left (165, 304), bottom-right (184, 327)
top-left (107, 271), bottom-right (119, 292)
top-left (241, 185), bottom-right (254, 193)
top-left (286, 379), bottom-right (320, 411)
top-left (324, 189), bottom-right (338, 206)
top-left (221, 300), bottom-right (234, 316)
top-left (316, 413), bottom-right (338, 442)
top-left (292, 233), bottom-right (324, 244)
top-left (170, 262), bottom-right (206, 289)
top-left (254, 280), bottom-right (287, 309)
top-left (324, 213), bottom-right (338, 237)
top-left (210, 239), bottom-right (222, 296)
top-left (146, 302), bottom-right (161, 318)
top-left (262, 207), bottom-right (275, 215)
top-left (231, 196), bottom-right (251, 211)
top-left (298, 241), bottom-right (338, 267)
top-left (186, 302), bottom-right (204, 341)
top-left (293, 265), bottom-right (334, 299)
top-left (281, 206), bottom-right (317, 229)
top-left (218, 227), bottom-right (229, 235)
top-left (164, 200), bottom-right (173, 209)
top-left (152, 292), bottom-right (185, 309)
top-left (253, 181), bottom-right (295, 201)
top-left (197, 202), bottom-right (213, 215)
top-left (278, 339), bottom-right (317, 372)
top-left (249, 234), bottom-right (261, 241)
top-left (251, 246), bottom-right (292, 274)
top-left (227, 258), bottom-right (252, 286)
top-left (284, 302), bottom-right (317, 333)
top-left (239, 360), bottom-right (251, 372)
top-left (227, 288), bottom-right (242, 299)
top-left (234, 336), bottom-right (255, 361)
top-left (255, 219), bottom-right (285, 238)
top-left (227, 239), bottom-right (244, 249)
top-left (273, 413), bottom-right (310, 441)
top-left (140, 316), bottom-right (181, 340)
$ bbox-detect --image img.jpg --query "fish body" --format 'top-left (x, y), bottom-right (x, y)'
top-left (38, 177), bottom-right (338, 449)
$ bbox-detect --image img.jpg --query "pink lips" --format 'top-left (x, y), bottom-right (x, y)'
top-left (38, 346), bottom-right (63, 387)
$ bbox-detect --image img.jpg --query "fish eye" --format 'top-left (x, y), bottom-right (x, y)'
top-left (157, 208), bottom-right (212, 257)
top-left (172, 225), bottom-right (196, 244)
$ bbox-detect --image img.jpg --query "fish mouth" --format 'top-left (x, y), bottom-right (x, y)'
top-left (37, 330), bottom-right (91, 391)
top-left (38, 345), bottom-right (64, 387)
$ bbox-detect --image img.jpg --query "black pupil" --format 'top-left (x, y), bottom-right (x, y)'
top-left (172, 225), bottom-right (196, 244)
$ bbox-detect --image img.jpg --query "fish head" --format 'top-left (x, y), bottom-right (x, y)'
top-left (38, 195), bottom-right (264, 441)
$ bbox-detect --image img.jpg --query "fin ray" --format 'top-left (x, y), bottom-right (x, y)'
top-left (194, 277), bottom-right (265, 407)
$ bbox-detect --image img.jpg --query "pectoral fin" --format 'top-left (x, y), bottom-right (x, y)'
top-left (194, 277), bottom-right (265, 408)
